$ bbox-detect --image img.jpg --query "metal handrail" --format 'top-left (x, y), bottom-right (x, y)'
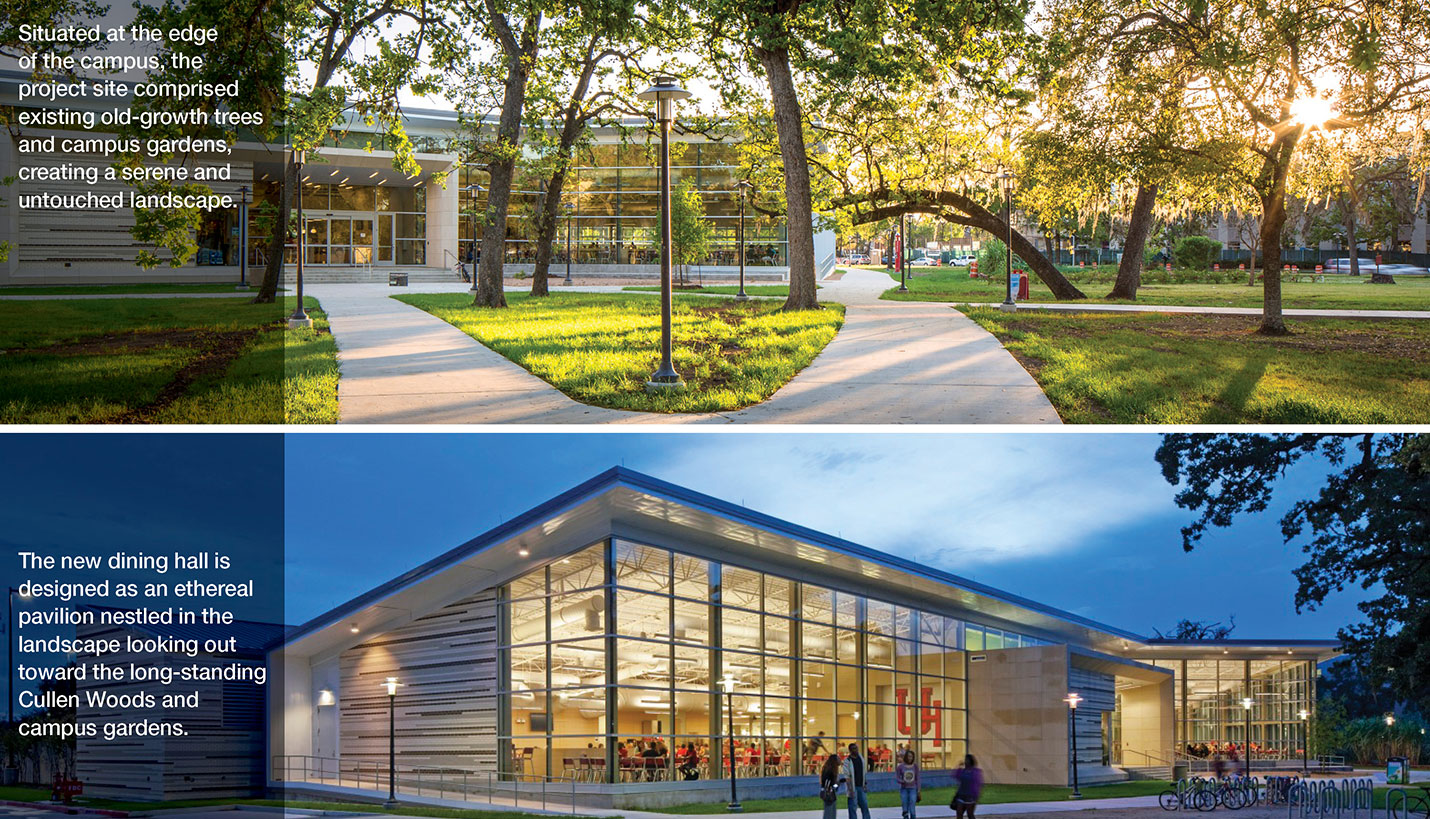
top-left (272, 754), bottom-right (582, 814)
top-left (816, 252), bottom-right (837, 280)
top-left (443, 248), bottom-right (469, 281)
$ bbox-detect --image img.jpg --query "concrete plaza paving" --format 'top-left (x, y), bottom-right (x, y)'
top-left (311, 268), bottom-right (1061, 425)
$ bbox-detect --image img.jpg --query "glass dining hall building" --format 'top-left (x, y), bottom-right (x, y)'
top-left (269, 469), bottom-right (1338, 808)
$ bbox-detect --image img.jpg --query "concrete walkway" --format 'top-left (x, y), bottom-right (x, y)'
top-left (310, 268), bottom-right (1060, 424)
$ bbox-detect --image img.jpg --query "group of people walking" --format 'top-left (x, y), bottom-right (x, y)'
top-left (817, 745), bottom-right (982, 819)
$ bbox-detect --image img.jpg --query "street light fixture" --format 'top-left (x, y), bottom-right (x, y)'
top-left (719, 674), bottom-right (741, 812)
top-left (288, 148), bottom-right (313, 329)
top-left (735, 181), bottom-right (753, 301)
top-left (463, 183), bottom-right (483, 291)
top-left (236, 185), bottom-right (250, 290)
top-left (1298, 709), bottom-right (1310, 774)
top-left (564, 201), bottom-right (576, 287)
top-left (1241, 697), bottom-right (1255, 772)
top-left (637, 75), bottom-right (692, 393)
top-left (999, 171), bottom-right (1017, 312)
top-left (5, 587), bottom-right (31, 786)
top-left (383, 677), bottom-right (402, 808)
top-left (1063, 692), bottom-right (1083, 799)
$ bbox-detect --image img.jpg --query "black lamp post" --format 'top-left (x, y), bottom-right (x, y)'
top-left (1241, 697), bottom-right (1254, 773)
top-left (638, 75), bottom-right (691, 393)
top-left (237, 185), bottom-right (250, 290)
top-left (564, 201), bottom-right (576, 286)
top-left (463, 183), bottom-right (482, 290)
top-left (1000, 171), bottom-right (1016, 311)
top-left (1298, 709), bottom-right (1309, 774)
top-left (898, 214), bottom-right (908, 293)
top-left (735, 180), bottom-right (752, 301)
top-left (288, 148), bottom-right (313, 329)
top-left (6, 587), bottom-right (30, 784)
top-left (1064, 692), bottom-right (1083, 799)
top-left (383, 677), bottom-right (401, 808)
top-left (720, 675), bottom-right (741, 812)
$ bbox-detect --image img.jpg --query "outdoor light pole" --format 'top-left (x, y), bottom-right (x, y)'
top-left (735, 180), bottom-right (752, 301)
top-left (383, 677), bottom-right (401, 808)
top-left (1241, 697), bottom-right (1254, 772)
top-left (898, 213), bottom-right (908, 293)
top-left (1298, 710), bottom-right (1309, 774)
top-left (7, 587), bottom-right (30, 783)
top-left (289, 148), bottom-right (313, 329)
top-left (463, 184), bottom-right (482, 291)
top-left (639, 76), bottom-right (692, 392)
top-left (720, 675), bottom-right (741, 812)
top-left (237, 185), bottom-right (250, 290)
top-left (1064, 692), bottom-right (1083, 799)
top-left (1000, 171), bottom-right (1016, 311)
top-left (1385, 714), bottom-right (1395, 764)
top-left (564, 201), bottom-right (576, 286)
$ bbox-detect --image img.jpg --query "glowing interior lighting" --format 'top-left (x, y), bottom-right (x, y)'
top-left (1289, 96), bottom-right (1336, 128)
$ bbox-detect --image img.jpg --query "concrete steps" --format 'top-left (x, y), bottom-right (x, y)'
top-left (1123, 765), bottom-right (1170, 781)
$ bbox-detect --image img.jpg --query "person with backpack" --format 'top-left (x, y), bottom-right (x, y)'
top-left (950, 754), bottom-right (983, 819)
top-left (818, 752), bottom-right (843, 819)
top-left (841, 743), bottom-right (872, 819)
top-left (895, 749), bottom-right (921, 819)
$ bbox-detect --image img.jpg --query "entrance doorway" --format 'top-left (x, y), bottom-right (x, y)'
top-left (305, 215), bottom-right (379, 266)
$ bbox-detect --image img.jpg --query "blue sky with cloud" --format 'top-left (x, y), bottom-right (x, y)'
top-left (283, 433), bottom-right (1361, 641)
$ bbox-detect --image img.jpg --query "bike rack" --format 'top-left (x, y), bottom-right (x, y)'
top-left (1385, 788), bottom-right (1409, 819)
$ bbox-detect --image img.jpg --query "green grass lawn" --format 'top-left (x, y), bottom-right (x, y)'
top-left (962, 307), bottom-right (1430, 423)
top-left (0, 296), bottom-right (338, 423)
top-left (654, 780), bottom-right (1173, 814)
top-left (622, 285), bottom-right (794, 296)
top-left (395, 291), bottom-right (844, 413)
top-left (868, 265), bottom-right (1430, 310)
top-left (0, 283), bottom-right (272, 296)
top-left (0, 787), bottom-right (588, 819)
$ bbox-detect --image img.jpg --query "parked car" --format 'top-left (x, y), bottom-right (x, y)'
top-left (847, 253), bottom-right (870, 265)
top-left (950, 255), bottom-right (974, 266)
top-left (909, 256), bottom-right (937, 267)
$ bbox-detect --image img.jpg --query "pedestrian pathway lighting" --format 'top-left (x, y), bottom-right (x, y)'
top-left (564, 201), bottom-right (576, 286)
top-left (463, 183), bottom-right (482, 292)
top-left (638, 76), bottom-right (692, 392)
top-left (383, 676), bottom-right (402, 808)
top-left (289, 148), bottom-right (313, 329)
top-left (1241, 697), bottom-right (1255, 768)
top-left (1298, 709), bottom-right (1310, 774)
top-left (719, 674), bottom-right (741, 812)
top-left (1063, 692), bottom-right (1083, 799)
top-left (236, 185), bottom-right (250, 290)
top-left (736, 180), bottom-right (753, 301)
top-left (999, 170), bottom-right (1017, 311)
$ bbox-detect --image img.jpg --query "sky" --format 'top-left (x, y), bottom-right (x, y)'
top-left (282, 432), bottom-right (1363, 641)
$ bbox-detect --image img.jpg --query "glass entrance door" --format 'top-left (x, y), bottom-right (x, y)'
top-left (303, 215), bottom-right (378, 265)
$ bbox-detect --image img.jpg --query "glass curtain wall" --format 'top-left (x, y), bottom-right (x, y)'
top-left (458, 142), bottom-right (789, 268)
top-left (498, 539), bottom-right (979, 784)
top-left (1145, 659), bottom-right (1315, 760)
top-left (253, 181), bottom-right (427, 266)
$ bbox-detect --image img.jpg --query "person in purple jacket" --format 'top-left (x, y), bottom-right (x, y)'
top-left (895, 749), bottom-right (921, 819)
top-left (951, 754), bottom-right (983, 819)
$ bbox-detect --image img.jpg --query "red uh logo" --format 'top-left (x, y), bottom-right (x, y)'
top-left (895, 687), bottom-right (944, 746)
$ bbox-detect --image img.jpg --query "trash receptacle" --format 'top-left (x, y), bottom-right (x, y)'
top-left (1172, 762), bottom-right (1189, 782)
top-left (1387, 756), bottom-right (1409, 785)
top-left (1017, 269), bottom-right (1031, 300)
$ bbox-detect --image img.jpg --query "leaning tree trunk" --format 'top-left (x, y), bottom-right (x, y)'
top-left (474, 23), bottom-right (537, 308)
top-left (1109, 183), bottom-right (1157, 300)
top-left (1253, 126), bottom-right (1303, 334)
top-left (252, 157), bottom-right (295, 304)
top-left (755, 37), bottom-right (818, 310)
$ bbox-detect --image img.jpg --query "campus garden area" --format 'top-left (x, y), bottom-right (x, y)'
top-left (394, 291), bottom-right (844, 413)
top-left (0, 296), bottom-right (338, 424)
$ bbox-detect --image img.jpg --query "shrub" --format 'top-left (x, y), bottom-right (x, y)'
top-left (1174, 236), bottom-right (1223, 270)
top-left (977, 239), bottom-right (1008, 280)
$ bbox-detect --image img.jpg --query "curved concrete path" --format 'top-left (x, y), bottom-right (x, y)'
top-left (311, 268), bottom-right (1060, 424)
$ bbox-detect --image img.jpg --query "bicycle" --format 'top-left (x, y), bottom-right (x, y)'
top-left (1389, 785), bottom-right (1430, 819)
